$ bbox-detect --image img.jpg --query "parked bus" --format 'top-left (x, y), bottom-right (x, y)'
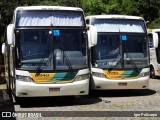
top-left (1, 6), bottom-right (97, 100)
top-left (85, 15), bottom-right (150, 90)
top-left (148, 29), bottom-right (160, 78)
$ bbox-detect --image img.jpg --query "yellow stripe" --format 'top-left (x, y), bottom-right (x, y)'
top-left (104, 70), bottom-right (123, 79)
top-left (103, 70), bottom-right (138, 80)
top-left (30, 73), bottom-right (55, 83)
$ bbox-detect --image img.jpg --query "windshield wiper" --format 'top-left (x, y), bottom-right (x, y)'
top-left (58, 37), bottom-right (74, 77)
top-left (124, 48), bottom-right (138, 71)
top-left (108, 57), bottom-right (121, 71)
top-left (36, 48), bottom-right (51, 73)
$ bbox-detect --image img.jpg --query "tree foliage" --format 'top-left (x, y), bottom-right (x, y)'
top-left (0, 0), bottom-right (160, 64)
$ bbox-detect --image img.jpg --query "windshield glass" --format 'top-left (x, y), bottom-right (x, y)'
top-left (16, 29), bottom-right (87, 70)
top-left (123, 34), bottom-right (149, 68)
top-left (91, 33), bottom-right (149, 69)
top-left (91, 34), bottom-right (122, 69)
top-left (16, 10), bottom-right (84, 27)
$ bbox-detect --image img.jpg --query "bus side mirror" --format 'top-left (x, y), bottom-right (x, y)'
top-left (153, 33), bottom-right (158, 48)
top-left (1, 43), bottom-right (5, 54)
top-left (7, 24), bottom-right (15, 46)
top-left (88, 25), bottom-right (97, 48)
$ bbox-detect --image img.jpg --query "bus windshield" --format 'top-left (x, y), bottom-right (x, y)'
top-left (123, 34), bottom-right (149, 68)
top-left (16, 29), bottom-right (88, 70)
top-left (91, 33), bottom-right (149, 69)
top-left (92, 34), bottom-right (121, 68)
top-left (16, 10), bottom-right (84, 27)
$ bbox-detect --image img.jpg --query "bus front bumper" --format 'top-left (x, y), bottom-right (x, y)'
top-left (91, 76), bottom-right (149, 90)
top-left (15, 79), bottom-right (89, 97)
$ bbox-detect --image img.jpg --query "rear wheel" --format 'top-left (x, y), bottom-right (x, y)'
top-left (150, 67), bottom-right (156, 79)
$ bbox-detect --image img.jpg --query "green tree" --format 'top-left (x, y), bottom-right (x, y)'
top-left (120, 0), bottom-right (139, 15)
top-left (59, 0), bottom-right (82, 7)
top-left (106, 0), bottom-right (122, 14)
top-left (82, 0), bottom-right (106, 15)
top-left (136, 0), bottom-right (160, 21)
top-left (38, 0), bottom-right (59, 6)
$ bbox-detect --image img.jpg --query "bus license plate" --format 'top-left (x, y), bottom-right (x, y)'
top-left (49, 88), bottom-right (60, 92)
top-left (118, 82), bottom-right (127, 86)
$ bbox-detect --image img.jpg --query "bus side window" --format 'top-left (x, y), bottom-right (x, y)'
top-left (148, 34), bottom-right (153, 48)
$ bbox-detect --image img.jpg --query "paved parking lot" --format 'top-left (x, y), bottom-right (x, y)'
top-left (1, 78), bottom-right (160, 120)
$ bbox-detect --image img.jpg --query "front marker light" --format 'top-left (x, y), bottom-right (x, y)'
top-left (92, 72), bottom-right (106, 78)
top-left (139, 72), bottom-right (150, 78)
top-left (16, 75), bottom-right (33, 82)
top-left (74, 74), bottom-right (89, 81)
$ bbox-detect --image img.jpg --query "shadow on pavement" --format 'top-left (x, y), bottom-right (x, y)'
top-left (14, 95), bottom-right (102, 108)
top-left (152, 76), bottom-right (160, 80)
top-left (90, 89), bottom-right (156, 97)
top-left (12, 89), bottom-right (156, 108)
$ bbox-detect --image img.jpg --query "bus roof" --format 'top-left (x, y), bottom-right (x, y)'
top-left (15, 6), bottom-right (83, 12)
top-left (85, 15), bottom-right (144, 20)
top-left (152, 29), bottom-right (160, 32)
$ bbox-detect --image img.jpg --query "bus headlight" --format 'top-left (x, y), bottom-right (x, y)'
top-left (92, 72), bottom-right (106, 78)
top-left (139, 72), bottom-right (150, 78)
top-left (74, 74), bottom-right (89, 81)
top-left (16, 75), bottom-right (33, 82)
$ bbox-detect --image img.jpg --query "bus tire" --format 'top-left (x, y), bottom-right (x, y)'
top-left (150, 67), bottom-right (156, 79)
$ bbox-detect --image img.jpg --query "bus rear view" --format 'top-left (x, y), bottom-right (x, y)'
top-left (86, 15), bottom-right (149, 90)
top-left (1, 6), bottom-right (97, 100)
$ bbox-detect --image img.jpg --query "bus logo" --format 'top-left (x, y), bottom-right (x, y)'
top-left (35, 74), bottom-right (49, 77)
top-left (107, 72), bottom-right (118, 75)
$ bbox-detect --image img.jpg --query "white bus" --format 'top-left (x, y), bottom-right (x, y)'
top-left (85, 15), bottom-right (150, 90)
top-left (1, 6), bottom-right (97, 100)
top-left (148, 29), bottom-right (160, 78)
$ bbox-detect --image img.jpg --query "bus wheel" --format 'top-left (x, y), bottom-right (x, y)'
top-left (150, 67), bottom-right (155, 79)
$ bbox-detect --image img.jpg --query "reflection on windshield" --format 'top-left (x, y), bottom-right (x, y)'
top-left (92, 34), bottom-right (121, 68)
top-left (17, 29), bottom-right (87, 70)
top-left (91, 34), bottom-right (149, 69)
top-left (21, 30), bottom-right (52, 60)
top-left (123, 35), bottom-right (149, 68)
